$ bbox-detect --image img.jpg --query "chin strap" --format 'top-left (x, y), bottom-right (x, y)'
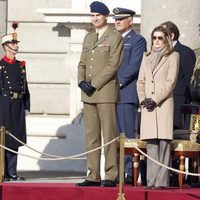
top-left (5, 44), bottom-right (18, 52)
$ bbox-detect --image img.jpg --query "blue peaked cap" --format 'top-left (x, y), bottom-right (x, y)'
top-left (113, 7), bottom-right (136, 19)
top-left (90, 1), bottom-right (110, 15)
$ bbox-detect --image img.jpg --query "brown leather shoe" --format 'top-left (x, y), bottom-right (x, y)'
top-left (75, 180), bottom-right (101, 187)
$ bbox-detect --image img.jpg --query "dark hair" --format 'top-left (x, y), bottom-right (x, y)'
top-left (160, 21), bottom-right (180, 40)
top-left (146, 25), bottom-right (173, 56)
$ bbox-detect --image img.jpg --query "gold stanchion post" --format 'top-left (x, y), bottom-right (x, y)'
top-left (117, 133), bottom-right (126, 200)
top-left (0, 126), bottom-right (5, 182)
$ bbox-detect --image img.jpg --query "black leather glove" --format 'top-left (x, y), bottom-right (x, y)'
top-left (78, 80), bottom-right (87, 90)
top-left (146, 98), bottom-right (157, 111)
top-left (78, 81), bottom-right (96, 97)
top-left (85, 81), bottom-right (96, 96)
top-left (140, 98), bottom-right (150, 108)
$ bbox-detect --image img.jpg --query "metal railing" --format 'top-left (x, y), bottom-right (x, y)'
top-left (0, 127), bottom-right (5, 182)
top-left (1, 127), bottom-right (200, 199)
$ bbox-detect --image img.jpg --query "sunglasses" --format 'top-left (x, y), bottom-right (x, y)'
top-left (152, 36), bottom-right (164, 41)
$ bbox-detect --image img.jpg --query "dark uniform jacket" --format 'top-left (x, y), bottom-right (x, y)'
top-left (174, 41), bottom-right (196, 96)
top-left (0, 56), bottom-right (30, 149)
top-left (173, 41), bottom-right (196, 129)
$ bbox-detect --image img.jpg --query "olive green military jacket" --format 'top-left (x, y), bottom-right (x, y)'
top-left (78, 27), bottom-right (123, 103)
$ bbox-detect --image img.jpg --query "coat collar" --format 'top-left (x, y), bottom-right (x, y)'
top-left (3, 55), bottom-right (16, 64)
top-left (123, 29), bottom-right (135, 42)
top-left (146, 54), bottom-right (168, 77)
top-left (152, 56), bottom-right (168, 76)
top-left (173, 40), bottom-right (181, 51)
top-left (92, 27), bottom-right (112, 49)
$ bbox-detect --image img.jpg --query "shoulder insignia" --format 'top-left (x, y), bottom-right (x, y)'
top-left (20, 61), bottom-right (26, 67)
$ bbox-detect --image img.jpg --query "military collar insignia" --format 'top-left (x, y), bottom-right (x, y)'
top-left (3, 56), bottom-right (16, 64)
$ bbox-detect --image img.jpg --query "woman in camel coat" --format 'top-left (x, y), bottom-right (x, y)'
top-left (137, 25), bottom-right (179, 189)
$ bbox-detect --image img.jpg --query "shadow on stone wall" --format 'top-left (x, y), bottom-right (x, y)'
top-left (37, 111), bottom-right (87, 174)
top-left (52, 23), bottom-right (71, 37)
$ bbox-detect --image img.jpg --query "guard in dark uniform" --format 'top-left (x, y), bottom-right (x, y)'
top-left (0, 23), bottom-right (30, 181)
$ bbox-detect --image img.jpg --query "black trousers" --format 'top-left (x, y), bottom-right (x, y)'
top-left (5, 149), bottom-right (18, 176)
top-left (139, 159), bottom-right (147, 186)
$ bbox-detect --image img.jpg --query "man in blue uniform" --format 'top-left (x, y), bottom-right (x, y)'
top-left (113, 7), bottom-right (147, 185)
top-left (0, 24), bottom-right (30, 181)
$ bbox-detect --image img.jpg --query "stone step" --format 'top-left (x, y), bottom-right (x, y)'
top-left (17, 114), bottom-right (105, 179)
top-left (26, 114), bottom-right (71, 137)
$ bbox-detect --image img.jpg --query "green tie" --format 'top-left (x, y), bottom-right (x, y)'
top-left (94, 32), bottom-right (99, 43)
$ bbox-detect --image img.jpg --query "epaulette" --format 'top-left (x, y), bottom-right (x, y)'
top-left (20, 60), bottom-right (26, 67)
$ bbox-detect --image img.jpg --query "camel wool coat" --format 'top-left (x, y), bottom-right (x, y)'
top-left (137, 51), bottom-right (179, 140)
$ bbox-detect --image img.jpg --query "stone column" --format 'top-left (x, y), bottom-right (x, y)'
top-left (67, 51), bottom-right (82, 121)
top-left (141, 0), bottom-right (200, 50)
top-left (0, 0), bottom-right (7, 57)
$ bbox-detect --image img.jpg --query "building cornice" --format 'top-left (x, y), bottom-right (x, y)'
top-left (36, 8), bottom-right (141, 29)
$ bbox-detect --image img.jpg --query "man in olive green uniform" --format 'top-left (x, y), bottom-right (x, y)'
top-left (76, 1), bottom-right (123, 187)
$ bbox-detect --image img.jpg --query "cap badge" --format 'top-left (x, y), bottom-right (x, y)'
top-left (114, 8), bottom-right (119, 14)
